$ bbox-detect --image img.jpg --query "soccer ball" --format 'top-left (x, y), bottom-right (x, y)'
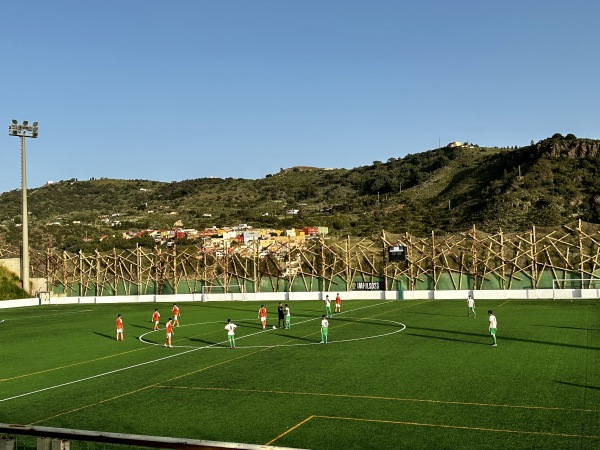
top-left (272, 325), bottom-right (276, 329)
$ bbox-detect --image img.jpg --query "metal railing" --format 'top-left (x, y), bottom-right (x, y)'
top-left (0, 424), bottom-right (307, 450)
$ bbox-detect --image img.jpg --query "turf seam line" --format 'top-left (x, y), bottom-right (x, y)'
top-left (154, 386), bottom-right (600, 413)
top-left (313, 415), bottom-right (600, 440)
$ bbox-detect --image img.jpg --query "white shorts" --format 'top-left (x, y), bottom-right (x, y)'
top-left (260, 317), bottom-right (266, 323)
top-left (166, 332), bottom-right (172, 338)
top-left (173, 315), bottom-right (178, 320)
top-left (117, 329), bottom-right (123, 334)
top-left (154, 321), bottom-right (159, 325)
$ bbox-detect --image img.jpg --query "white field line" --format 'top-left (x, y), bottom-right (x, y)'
top-left (139, 300), bottom-right (401, 348)
top-left (1, 301), bottom-right (397, 403)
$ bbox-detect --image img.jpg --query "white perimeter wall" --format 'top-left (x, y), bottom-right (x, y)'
top-left (1, 289), bottom-right (598, 309)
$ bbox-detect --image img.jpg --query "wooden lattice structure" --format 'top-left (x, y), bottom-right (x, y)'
top-left (15, 220), bottom-right (600, 295)
top-left (0, 243), bottom-right (18, 259)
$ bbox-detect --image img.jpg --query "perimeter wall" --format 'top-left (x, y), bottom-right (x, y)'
top-left (1, 288), bottom-right (599, 310)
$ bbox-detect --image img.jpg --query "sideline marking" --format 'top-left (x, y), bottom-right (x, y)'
top-left (156, 386), bottom-right (600, 413)
top-left (499, 300), bottom-right (510, 307)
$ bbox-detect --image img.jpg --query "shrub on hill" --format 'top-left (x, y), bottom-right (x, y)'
top-left (0, 265), bottom-right (29, 300)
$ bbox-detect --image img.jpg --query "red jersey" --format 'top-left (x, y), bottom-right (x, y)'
top-left (152, 311), bottom-right (160, 321)
top-left (258, 307), bottom-right (267, 318)
top-left (335, 295), bottom-right (341, 304)
top-left (166, 322), bottom-right (173, 334)
top-left (172, 305), bottom-right (180, 316)
top-left (116, 317), bottom-right (123, 329)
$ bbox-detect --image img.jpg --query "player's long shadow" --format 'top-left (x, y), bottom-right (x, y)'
top-left (93, 331), bottom-right (116, 340)
top-left (534, 325), bottom-right (600, 332)
top-left (404, 332), bottom-right (486, 345)
top-left (408, 326), bottom-right (600, 350)
top-left (409, 311), bottom-right (465, 318)
top-left (555, 381), bottom-right (600, 390)
top-left (197, 303), bottom-right (258, 314)
top-left (271, 332), bottom-right (314, 342)
top-left (200, 302), bottom-right (325, 316)
top-left (129, 323), bottom-right (153, 330)
top-left (330, 317), bottom-right (400, 328)
top-left (186, 337), bottom-right (218, 345)
top-left (236, 320), bottom-right (268, 329)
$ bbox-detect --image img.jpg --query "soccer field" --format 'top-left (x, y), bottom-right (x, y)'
top-left (1, 299), bottom-right (599, 449)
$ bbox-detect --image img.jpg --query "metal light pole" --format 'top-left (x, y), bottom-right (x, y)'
top-left (8, 119), bottom-right (38, 293)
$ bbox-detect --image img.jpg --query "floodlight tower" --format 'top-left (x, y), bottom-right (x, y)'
top-left (8, 119), bottom-right (39, 293)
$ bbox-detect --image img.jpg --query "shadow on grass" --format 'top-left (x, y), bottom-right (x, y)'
top-left (186, 337), bottom-right (218, 345)
top-left (404, 332), bottom-right (487, 345)
top-left (328, 317), bottom-right (402, 328)
top-left (194, 303), bottom-right (258, 314)
top-left (409, 311), bottom-right (466, 318)
top-left (198, 301), bottom-right (326, 316)
top-left (406, 326), bottom-right (600, 350)
top-left (93, 331), bottom-right (116, 340)
top-left (555, 381), bottom-right (600, 390)
top-left (271, 332), bottom-right (314, 342)
top-left (534, 325), bottom-right (600, 332)
top-left (129, 323), bottom-right (153, 330)
top-left (236, 320), bottom-right (267, 329)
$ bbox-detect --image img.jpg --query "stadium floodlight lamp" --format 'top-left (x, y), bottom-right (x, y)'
top-left (8, 120), bottom-right (39, 139)
top-left (7, 119), bottom-right (39, 294)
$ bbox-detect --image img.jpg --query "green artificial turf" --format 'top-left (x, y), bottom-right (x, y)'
top-left (0, 299), bottom-right (598, 449)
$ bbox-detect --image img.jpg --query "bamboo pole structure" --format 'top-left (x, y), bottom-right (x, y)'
top-left (17, 222), bottom-right (600, 296)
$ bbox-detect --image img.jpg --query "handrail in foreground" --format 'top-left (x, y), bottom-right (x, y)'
top-left (0, 423), bottom-right (308, 450)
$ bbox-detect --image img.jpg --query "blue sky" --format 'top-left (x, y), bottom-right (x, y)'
top-left (2, 0), bottom-right (599, 194)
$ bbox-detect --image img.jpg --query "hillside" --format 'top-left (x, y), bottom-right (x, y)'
top-left (0, 133), bottom-right (599, 252)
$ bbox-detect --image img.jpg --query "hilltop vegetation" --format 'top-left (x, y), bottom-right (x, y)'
top-left (0, 134), bottom-right (599, 253)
